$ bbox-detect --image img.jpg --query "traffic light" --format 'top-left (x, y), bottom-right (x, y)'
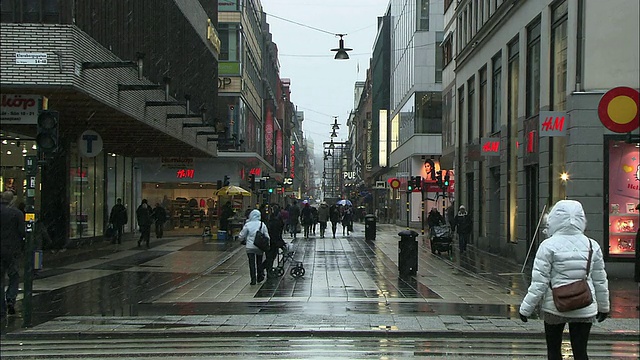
top-left (36, 110), bottom-right (59, 154)
top-left (407, 177), bottom-right (414, 192)
top-left (259, 179), bottom-right (266, 190)
top-left (435, 171), bottom-right (443, 189)
top-left (444, 172), bottom-right (450, 187)
top-left (223, 175), bottom-right (230, 186)
top-left (414, 176), bottom-right (422, 191)
top-left (268, 187), bottom-right (274, 193)
top-left (249, 174), bottom-right (256, 191)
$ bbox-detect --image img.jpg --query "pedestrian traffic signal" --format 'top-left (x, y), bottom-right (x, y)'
top-left (407, 178), bottom-right (414, 192)
top-left (223, 175), bottom-right (230, 186)
top-left (444, 172), bottom-right (450, 187)
top-left (36, 110), bottom-right (59, 154)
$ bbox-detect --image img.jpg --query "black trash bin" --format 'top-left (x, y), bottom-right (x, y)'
top-left (398, 230), bottom-right (419, 277)
top-left (364, 214), bottom-right (376, 240)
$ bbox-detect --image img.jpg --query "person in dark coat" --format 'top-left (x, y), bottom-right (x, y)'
top-left (301, 203), bottom-right (313, 238)
top-left (152, 203), bottom-right (167, 239)
top-left (219, 201), bottom-right (234, 234)
top-left (136, 199), bottom-right (153, 248)
top-left (453, 205), bottom-right (472, 253)
top-left (427, 208), bottom-right (445, 234)
top-left (329, 205), bottom-right (341, 239)
top-left (109, 198), bottom-right (128, 245)
top-left (310, 206), bottom-right (319, 235)
top-left (288, 201), bottom-right (300, 239)
top-left (317, 202), bottom-right (330, 238)
top-left (263, 206), bottom-right (285, 278)
top-left (342, 206), bottom-right (353, 236)
top-left (1, 191), bottom-right (25, 317)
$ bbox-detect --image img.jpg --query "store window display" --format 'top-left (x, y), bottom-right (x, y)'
top-left (607, 139), bottom-right (640, 258)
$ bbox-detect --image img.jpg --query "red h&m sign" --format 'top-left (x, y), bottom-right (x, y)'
top-left (176, 169), bottom-right (195, 179)
top-left (481, 138), bottom-right (500, 157)
top-left (539, 111), bottom-right (568, 137)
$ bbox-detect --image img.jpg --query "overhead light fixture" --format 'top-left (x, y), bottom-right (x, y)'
top-left (331, 34), bottom-right (352, 60)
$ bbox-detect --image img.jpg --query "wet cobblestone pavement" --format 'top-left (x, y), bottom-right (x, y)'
top-left (2, 223), bottom-right (638, 342)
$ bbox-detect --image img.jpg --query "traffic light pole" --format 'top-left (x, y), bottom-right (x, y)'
top-left (406, 191), bottom-right (410, 229)
top-left (421, 186), bottom-right (425, 237)
top-left (23, 156), bottom-right (38, 328)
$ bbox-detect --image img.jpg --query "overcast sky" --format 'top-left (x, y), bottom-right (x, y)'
top-left (261, 0), bottom-right (390, 156)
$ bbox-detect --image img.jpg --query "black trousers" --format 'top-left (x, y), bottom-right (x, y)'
top-left (331, 222), bottom-right (338, 238)
top-left (155, 221), bottom-right (164, 238)
top-left (319, 221), bottom-right (327, 237)
top-left (247, 253), bottom-right (264, 284)
top-left (139, 225), bottom-right (151, 246)
top-left (262, 247), bottom-right (278, 276)
top-left (544, 321), bottom-right (592, 360)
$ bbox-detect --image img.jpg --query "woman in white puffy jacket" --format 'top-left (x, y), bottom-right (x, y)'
top-left (519, 200), bottom-right (610, 360)
top-left (238, 209), bottom-right (270, 285)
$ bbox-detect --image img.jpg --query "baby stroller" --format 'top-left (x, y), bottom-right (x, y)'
top-left (268, 242), bottom-right (305, 278)
top-left (430, 224), bottom-right (453, 256)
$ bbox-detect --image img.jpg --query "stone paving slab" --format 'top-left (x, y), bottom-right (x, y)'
top-left (6, 315), bottom-right (638, 340)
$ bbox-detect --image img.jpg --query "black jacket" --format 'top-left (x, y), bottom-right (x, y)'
top-left (454, 213), bottom-right (472, 235)
top-left (1, 202), bottom-right (25, 257)
top-left (136, 204), bottom-right (153, 227)
top-left (109, 204), bottom-right (128, 226)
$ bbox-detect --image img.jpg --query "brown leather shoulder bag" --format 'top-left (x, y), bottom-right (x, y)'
top-left (550, 239), bottom-right (593, 312)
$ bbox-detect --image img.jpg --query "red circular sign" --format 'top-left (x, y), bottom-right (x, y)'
top-left (597, 87), bottom-right (639, 133)
top-left (388, 178), bottom-right (400, 189)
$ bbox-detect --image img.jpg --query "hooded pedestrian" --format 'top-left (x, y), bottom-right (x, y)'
top-left (152, 203), bottom-right (167, 239)
top-left (317, 202), bottom-right (330, 238)
top-left (519, 200), bottom-right (610, 360)
top-left (136, 199), bottom-right (153, 248)
top-left (238, 209), bottom-right (270, 285)
top-left (109, 198), bottom-right (128, 245)
top-left (453, 205), bottom-right (472, 253)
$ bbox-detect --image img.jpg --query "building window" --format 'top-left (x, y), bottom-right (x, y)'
top-left (218, 23), bottom-right (240, 61)
top-left (551, 1), bottom-right (568, 111)
top-left (526, 19), bottom-right (541, 118)
top-left (491, 52), bottom-right (502, 133)
top-left (479, 66), bottom-right (487, 137)
top-left (415, 92), bottom-right (442, 134)
top-left (508, 38), bottom-right (519, 243)
top-left (443, 36), bottom-right (453, 67)
top-left (445, 0), bottom-right (454, 11)
top-left (1, 0), bottom-right (59, 23)
top-left (458, 86), bottom-right (465, 143)
top-left (418, 0), bottom-right (430, 30)
top-left (467, 76), bottom-right (475, 143)
top-left (436, 32), bottom-right (444, 82)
